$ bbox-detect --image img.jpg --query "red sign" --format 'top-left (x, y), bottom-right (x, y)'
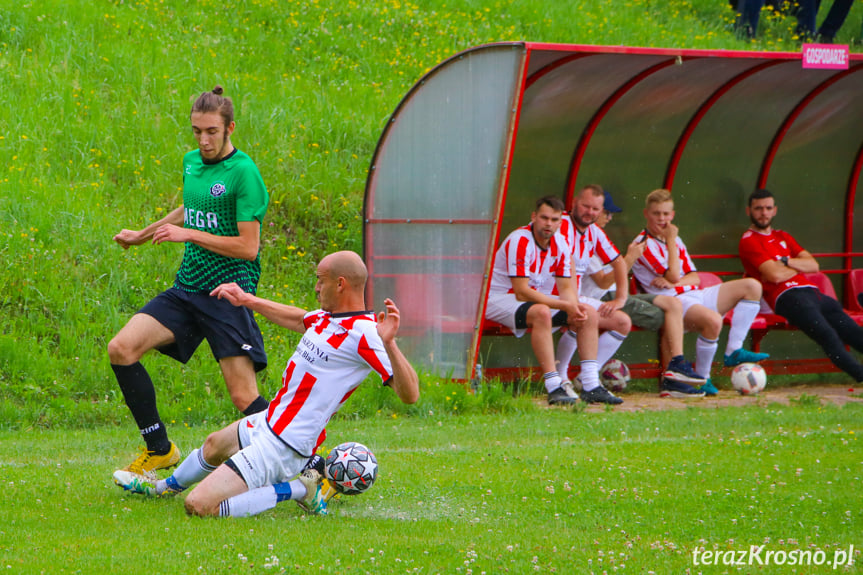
top-left (802, 44), bottom-right (849, 70)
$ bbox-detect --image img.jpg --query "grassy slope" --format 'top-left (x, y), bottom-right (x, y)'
top-left (1, 0), bottom-right (862, 429)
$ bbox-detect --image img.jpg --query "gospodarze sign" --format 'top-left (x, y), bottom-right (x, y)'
top-left (802, 44), bottom-right (849, 70)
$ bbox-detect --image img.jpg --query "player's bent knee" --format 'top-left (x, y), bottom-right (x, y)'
top-left (107, 336), bottom-right (137, 365)
top-left (742, 277), bottom-right (762, 299)
top-left (184, 491), bottom-right (218, 517)
top-left (526, 304), bottom-right (553, 326)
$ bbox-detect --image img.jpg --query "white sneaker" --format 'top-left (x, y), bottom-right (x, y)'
top-left (561, 381), bottom-right (579, 400)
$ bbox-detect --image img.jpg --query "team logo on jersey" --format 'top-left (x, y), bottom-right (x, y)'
top-left (210, 181), bottom-right (227, 197)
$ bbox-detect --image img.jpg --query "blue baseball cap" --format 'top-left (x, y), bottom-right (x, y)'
top-left (603, 190), bottom-right (623, 213)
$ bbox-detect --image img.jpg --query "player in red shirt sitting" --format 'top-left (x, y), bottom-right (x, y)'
top-left (740, 189), bottom-right (863, 382)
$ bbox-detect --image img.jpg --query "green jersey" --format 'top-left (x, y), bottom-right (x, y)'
top-left (175, 148), bottom-right (269, 294)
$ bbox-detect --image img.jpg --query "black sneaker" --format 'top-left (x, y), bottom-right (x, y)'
top-left (579, 385), bottom-right (623, 405)
top-left (548, 386), bottom-right (578, 405)
top-left (660, 378), bottom-right (705, 398)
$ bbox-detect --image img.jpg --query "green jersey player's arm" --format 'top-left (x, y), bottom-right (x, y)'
top-left (210, 283), bottom-right (306, 334)
top-left (113, 206), bottom-right (185, 249)
top-left (152, 217), bottom-right (261, 262)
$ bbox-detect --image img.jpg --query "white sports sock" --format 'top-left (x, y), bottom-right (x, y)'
top-left (170, 447), bottom-right (216, 489)
top-left (219, 485), bottom-right (278, 518)
top-left (555, 331), bottom-right (578, 382)
top-left (695, 336), bottom-right (719, 379)
top-left (596, 331), bottom-right (627, 369)
top-left (726, 299), bottom-right (760, 354)
top-left (579, 360), bottom-right (600, 391)
top-left (543, 371), bottom-right (562, 393)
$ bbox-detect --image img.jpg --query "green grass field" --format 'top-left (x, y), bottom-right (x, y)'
top-left (2, 403), bottom-right (861, 573)
top-left (2, 1), bottom-right (863, 572)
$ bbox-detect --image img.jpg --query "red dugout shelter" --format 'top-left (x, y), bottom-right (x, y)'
top-left (363, 42), bottom-right (863, 382)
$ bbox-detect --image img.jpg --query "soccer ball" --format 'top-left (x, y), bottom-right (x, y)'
top-left (600, 359), bottom-right (631, 392)
top-left (324, 442), bottom-right (378, 495)
top-left (731, 362), bottom-right (767, 395)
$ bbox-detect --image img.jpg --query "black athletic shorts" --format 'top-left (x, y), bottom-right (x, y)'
top-left (139, 287), bottom-right (267, 372)
top-left (514, 302), bottom-right (568, 330)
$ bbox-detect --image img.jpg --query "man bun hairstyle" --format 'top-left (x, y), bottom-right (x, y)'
top-left (748, 188), bottom-right (774, 206)
top-left (191, 85), bottom-right (235, 128)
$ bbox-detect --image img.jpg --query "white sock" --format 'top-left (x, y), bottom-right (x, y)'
top-left (726, 299), bottom-right (760, 354)
top-left (695, 336), bottom-right (719, 379)
top-left (217, 478), bottom-right (307, 518)
top-left (555, 331), bottom-right (578, 382)
top-left (219, 485), bottom-right (278, 518)
top-left (170, 447), bottom-right (217, 489)
top-left (543, 372), bottom-right (562, 393)
top-left (596, 331), bottom-right (627, 368)
top-left (579, 360), bottom-right (600, 391)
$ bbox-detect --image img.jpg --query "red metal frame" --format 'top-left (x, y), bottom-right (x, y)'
top-left (469, 46), bottom-right (532, 381)
top-left (563, 58), bottom-right (680, 208)
top-left (757, 64), bottom-right (863, 189)
top-left (664, 60), bottom-right (783, 191)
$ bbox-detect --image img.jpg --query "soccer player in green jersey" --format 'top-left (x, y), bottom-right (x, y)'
top-left (109, 86), bottom-right (270, 477)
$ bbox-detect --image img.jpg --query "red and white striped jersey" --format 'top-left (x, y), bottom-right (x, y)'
top-left (266, 309), bottom-right (393, 457)
top-left (631, 229), bottom-right (699, 296)
top-left (560, 215), bottom-right (620, 295)
top-left (489, 224), bottom-right (572, 297)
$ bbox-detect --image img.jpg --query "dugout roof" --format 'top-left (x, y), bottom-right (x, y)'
top-left (363, 42), bottom-right (863, 380)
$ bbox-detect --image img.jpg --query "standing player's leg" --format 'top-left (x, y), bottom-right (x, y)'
top-left (220, 356), bottom-right (268, 414)
top-left (108, 313), bottom-right (181, 473)
top-left (205, 296), bottom-right (269, 414)
top-left (714, 279), bottom-right (769, 365)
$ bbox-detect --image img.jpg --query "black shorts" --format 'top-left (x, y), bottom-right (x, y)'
top-left (139, 287), bottom-right (267, 372)
top-left (514, 302), bottom-right (568, 330)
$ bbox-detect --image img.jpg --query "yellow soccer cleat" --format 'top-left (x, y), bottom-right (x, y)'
top-left (120, 441), bottom-right (181, 475)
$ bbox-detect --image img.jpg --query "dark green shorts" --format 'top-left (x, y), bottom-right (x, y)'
top-left (602, 292), bottom-right (664, 331)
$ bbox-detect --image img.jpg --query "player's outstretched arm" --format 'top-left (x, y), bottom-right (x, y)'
top-left (211, 283), bottom-right (307, 333)
top-left (378, 298), bottom-right (419, 404)
top-left (153, 220), bottom-right (261, 261)
top-left (113, 206), bottom-right (184, 249)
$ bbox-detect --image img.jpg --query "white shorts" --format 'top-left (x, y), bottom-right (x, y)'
top-left (231, 410), bottom-right (308, 490)
top-left (678, 284), bottom-right (721, 317)
top-left (485, 293), bottom-right (566, 338)
top-left (579, 295), bottom-right (602, 310)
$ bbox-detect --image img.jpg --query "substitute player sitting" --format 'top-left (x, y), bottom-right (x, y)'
top-left (740, 188), bottom-right (863, 382)
top-left (555, 185), bottom-right (631, 403)
top-left (113, 251), bottom-right (420, 518)
top-left (485, 196), bottom-right (618, 406)
top-left (579, 189), bottom-right (705, 391)
top-left (631, 189), bottom-right (768, 397)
